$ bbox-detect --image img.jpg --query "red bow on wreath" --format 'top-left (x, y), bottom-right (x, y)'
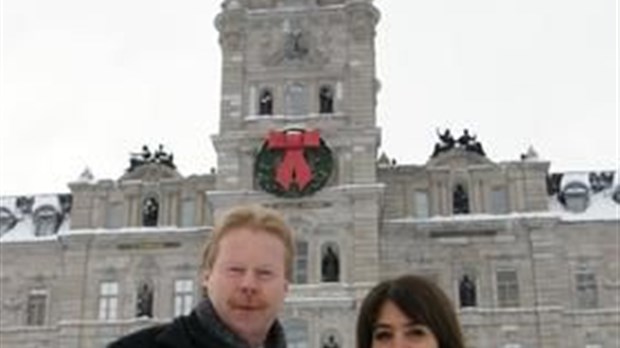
top-left (267, 130), bottom-right (320, 190)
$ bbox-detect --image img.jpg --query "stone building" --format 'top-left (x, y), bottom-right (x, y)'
top-left (1, 1), bottom-right (618, 347)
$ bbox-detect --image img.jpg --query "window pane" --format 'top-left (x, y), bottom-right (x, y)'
top-left (497, 269), bottom-right (519, 307)
top-left (106, 203), bottom-right (123, 229)
top-left (490, 187), bottom-right (508, 214)
top-left (174, 279), bottom-right (194, 316)
top-left (180, 199), bottom-right (195, 227)
top-left (576, 271), bottom-right (598, 308)
top-left (413, 190), bottom-right (429, 218)
top-left (26, 292), bottom-right (47, 326)
top-left (99, 281), bottom-right (119, 320)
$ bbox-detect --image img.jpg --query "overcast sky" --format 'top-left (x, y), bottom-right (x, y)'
top-left (0, 0), bottom-right (617, 195)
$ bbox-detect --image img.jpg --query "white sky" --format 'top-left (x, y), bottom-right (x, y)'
top-left (0, 0), bottom-right (617, 196)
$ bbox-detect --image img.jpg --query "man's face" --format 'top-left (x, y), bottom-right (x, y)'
top-left (203, 227), bottom-right (289, 341)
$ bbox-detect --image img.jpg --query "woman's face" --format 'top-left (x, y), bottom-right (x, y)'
top-left (371, 300), bottom-right (439, 348)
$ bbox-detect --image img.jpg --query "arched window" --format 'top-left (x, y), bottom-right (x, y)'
top-left (283, 318), bottom-right (309, 348)
top-left (319, 85), bottom-right (334, 114)
top-left (452, 183), bottom-right (470, 214)
top-left (321, 242), bottom-right (340, 282)
top-left (136, 281), bottom-right (154, 317)
top-left (142, 197), bottom-right (159, 227)
top-left (258, 88), bottom-right (273, 115)
top-left (33, 205), bottom-right (60, 236)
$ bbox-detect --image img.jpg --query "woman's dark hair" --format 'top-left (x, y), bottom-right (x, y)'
top-left (356, 274), bottom-right (465, 348)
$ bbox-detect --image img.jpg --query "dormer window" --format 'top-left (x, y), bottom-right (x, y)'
top-left (33, 205), bottom-right (60, 237)
top-left (0, 207), bottom-right (17, 236)
top-left (560, 182), bottom-right (590, 213)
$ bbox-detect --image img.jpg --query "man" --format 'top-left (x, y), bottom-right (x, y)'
top-left (109, 204), bottom-right (294, 348)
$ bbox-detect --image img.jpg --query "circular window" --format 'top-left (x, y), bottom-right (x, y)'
top-left (559, 181), bottom-right (590, 213)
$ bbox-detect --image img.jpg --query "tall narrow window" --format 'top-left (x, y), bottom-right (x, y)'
top-left (174, 279), bottom-right (194, 317)
top-left (105, 202), bottom-right (123, 229)
top-left (452, 184), bottom-right (470, 214)
top-left (259, 88), bottom-right (273, 115)
top-left (319, 85), bottom-right (334, 114)
top-left (496, 269), bottom-right (520, 308)
top-left (490, 187), bottom-right (509, 214)
top-left (283, 318), bottom-right (309, 348)
top-left (26, 289), bottom-right (47, 326)
top-left (294, 240), bottom-right (308, 284)
top-left (180, 199), bottom-right (195, 227)
top-left (98, 281), bottom-right (119, 320)
top-left (576, 269), bottom-right (598, 309)
top-left (142, 197), bottom-right (159, 227)
top-left (413, 190), bottom-right (430, 218)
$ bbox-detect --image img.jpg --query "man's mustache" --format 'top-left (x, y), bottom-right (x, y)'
top-left (227, 295), bottom-right (268, 310)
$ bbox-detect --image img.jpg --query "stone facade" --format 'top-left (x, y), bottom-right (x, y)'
top-left (1, 1), bottom-right (618, 347)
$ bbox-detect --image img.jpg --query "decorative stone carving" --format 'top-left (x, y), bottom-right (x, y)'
top-left (263, 21), bottom-right (328, 67)
top-left (346, 2), bottom-right (379, 42)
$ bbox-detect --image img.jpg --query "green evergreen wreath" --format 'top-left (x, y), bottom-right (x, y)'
top-left (254, 131), bottom-right (333, 198)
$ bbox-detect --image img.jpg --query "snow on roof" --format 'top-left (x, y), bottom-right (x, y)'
top-left (551, 171), bottom-right (619, 221)
top-left (549, 186), bottom-right (619, 222)
top-left (0, 194), bottom-right (70, 242)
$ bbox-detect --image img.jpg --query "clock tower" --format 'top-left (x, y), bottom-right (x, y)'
top-left (209, 1), bottom-right (382, 344)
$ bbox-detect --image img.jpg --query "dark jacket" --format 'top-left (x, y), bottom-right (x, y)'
top-left (108, 299), bottom-right (287, 348)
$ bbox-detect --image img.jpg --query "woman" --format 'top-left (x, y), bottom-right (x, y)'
top-left (357, 275), bottom-right (465, 348)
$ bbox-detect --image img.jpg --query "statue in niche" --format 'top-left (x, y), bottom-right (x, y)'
top-left (319, 85), bottom-right (334, 114)
top-left (459, 275), bottom-right (477, 307)
top-left (142, 197), bottom-right (159, 227)
top-left (283, 29), bottom-right (309, 61)
top-left (259, 89), bottom-right (273, 115)
top-left (136, 282), bottom-right (154, 317)
top-left (322, 334), bottom-right (340, 348)
top-left (452, 184), bottom-right (470, 214)
top-left (321, 245), bottom-right (340, 282)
